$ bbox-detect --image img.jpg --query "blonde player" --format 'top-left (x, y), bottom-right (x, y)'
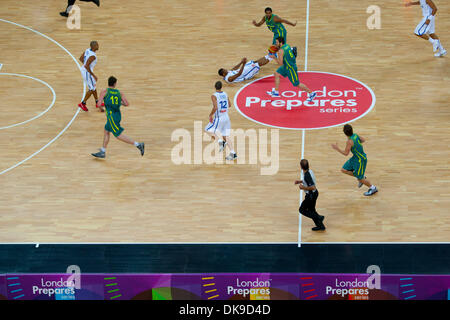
top-left (405, 0), bottom-right (446, 57)
top-left (204, 81), bottom-right (237, 161)
top-left (78, 41), bottom-right (103, 111)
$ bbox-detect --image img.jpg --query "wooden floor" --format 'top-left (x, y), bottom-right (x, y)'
top-left (0, 0), bottom-right (448, 243)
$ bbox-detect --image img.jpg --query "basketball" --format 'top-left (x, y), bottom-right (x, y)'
top-left (268, 45), bottom-right (279, 53)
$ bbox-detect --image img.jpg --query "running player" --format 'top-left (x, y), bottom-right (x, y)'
top-left (405, 0), bottom-right (446, 57)
top-left (78, 41), bottom-right (102, 112)
top-left (331, 124), bottom-right (378, 196)
top-left (252, 7), bottom-right (296, 45)
top-left (204, 81), bottom-right (237, 161)
top-left (218, 54), bottom-right (274, 84)
top-left (91, 76), bottom-right (144, 159)
top-left (267, 37), bottom-right (316, 102)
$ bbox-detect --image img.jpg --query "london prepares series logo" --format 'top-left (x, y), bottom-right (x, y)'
top-left (234, 72), bottom-right (376, 130)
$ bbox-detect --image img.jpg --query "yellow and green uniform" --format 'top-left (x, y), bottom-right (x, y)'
top-left (342, 134), bottom-right (367, 180)
top-left (276, 43), bottom-right (299, 87)
top-left (265, 14), bottom-right (287, 45)
top-left (104, 88), bottom-right (124, 137)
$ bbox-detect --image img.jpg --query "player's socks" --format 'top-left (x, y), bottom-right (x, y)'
top-left (101, 147), bottom-right (106, 152)
top-left (435, 48), bottom-right (447, 57)
top-left (430, 39), bottom-right (440, 52)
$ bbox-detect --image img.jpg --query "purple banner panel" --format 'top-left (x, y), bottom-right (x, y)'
top-left (4, 274), bottom-right (103, 300)
top-left (2, 273), bottom-right (450, 300)
top-left (0, 275), bottom-right (7, 300)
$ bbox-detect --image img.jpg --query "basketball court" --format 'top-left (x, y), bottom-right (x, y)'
top-left (0, 0), bottom-right (448, 245)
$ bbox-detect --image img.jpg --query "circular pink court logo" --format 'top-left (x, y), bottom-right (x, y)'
top-left (234, 71), bottom-right (376, 130)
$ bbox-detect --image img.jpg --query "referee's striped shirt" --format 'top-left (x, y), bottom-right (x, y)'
top-left (303, 170), bottom-right (317, 194)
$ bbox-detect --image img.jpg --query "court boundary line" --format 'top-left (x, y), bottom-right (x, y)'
top-left (3, 242), bottom-right (449, 245)
top-left (0, 73), bottom-right (56, 130)
top-left (0, 18), bottom-right (85, 176)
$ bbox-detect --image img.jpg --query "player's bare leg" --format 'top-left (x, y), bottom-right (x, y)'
top-left (92, 130), bottom-right (110, 158)
top-left (274, 72), bottom-right (281, 92)
top-left (340, 169), bottom-right (354, 177)
top-left (117, 133), bottom-right (145, 156)
top-left (416, 33), bottom-right (430, 41)
top-left (298, 83), bottom-right (312, 95)
top-left (224, 136), bottom-right (237, 161)
top-left (102, 130), bottom-right (110, 149)
top-left (82, 90), bottom-right (93, 104)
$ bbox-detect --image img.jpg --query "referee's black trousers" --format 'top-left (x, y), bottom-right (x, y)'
top-left (65, 0), bottom-right (98, 11)
top-left (299, 190), bottom-right (321, 225)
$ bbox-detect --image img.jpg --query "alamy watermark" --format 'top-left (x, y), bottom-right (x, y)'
top-left (367, 5), bottom-right (381, 29)
top-left (66, 5), bottom-right (81, 30)
top-left (171, 121), bottom-right (279, 175)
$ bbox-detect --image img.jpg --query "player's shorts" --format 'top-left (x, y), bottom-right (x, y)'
top-left (272, 29), bottom-right (287, 45)
top-left (277, 64), bottom-right (299, 87)
top-left (105, 110), bottom-right (124, 137)
top-left (343, 156), bottom-right (367, 180)
top-left (82, 67), bottom-right (96, 91)
top-left (205, 114), bottom-right (231, 137)
top-left (415, 15), bottom-right (435, 36)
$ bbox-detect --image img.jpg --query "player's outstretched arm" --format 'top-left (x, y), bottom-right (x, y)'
top-left (252, 16), bottom-right (265, 27)
top-left (97, 89), bottom-right (107, 107)
top-left (274, 16), bottom-right (297, 27)
top-left (121, 93), bottom-right (130, 107)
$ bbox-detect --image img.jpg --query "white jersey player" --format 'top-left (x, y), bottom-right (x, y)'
top-left (78, 41), bottom-right (102, 112)
top-left (218, 55), bottom-right (274, 84)
top-left (405, 0), bottom-right (446, 57)
top-left (205, 81), bottom-right (237, 161)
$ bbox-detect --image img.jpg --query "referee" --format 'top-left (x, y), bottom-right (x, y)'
top-left (60, 0), bottom-right (100, 17)
top-left (295, 159), bottom-right (326, 231)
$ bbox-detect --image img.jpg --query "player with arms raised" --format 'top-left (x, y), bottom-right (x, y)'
top-left (252, 7), bottom-right (296, 45)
